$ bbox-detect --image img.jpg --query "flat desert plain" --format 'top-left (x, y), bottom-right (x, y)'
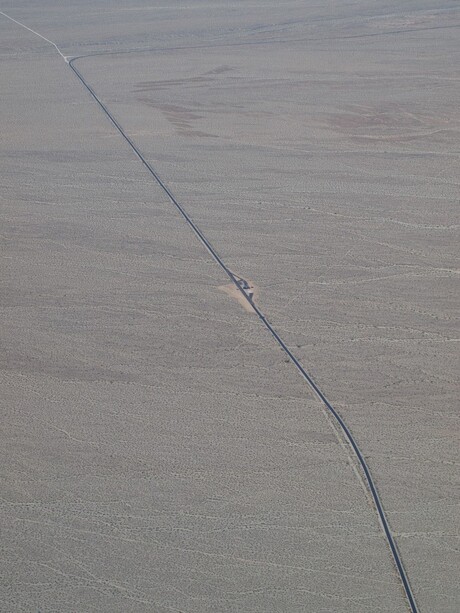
top-left (1, 2), bottom-right (459, 612)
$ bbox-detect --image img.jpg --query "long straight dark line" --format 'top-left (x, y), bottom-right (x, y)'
top-left (69, 56), bottom-right (418, 613)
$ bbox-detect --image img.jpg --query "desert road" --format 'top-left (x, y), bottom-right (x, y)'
top-left (67, 54), bottom-right (418, 612)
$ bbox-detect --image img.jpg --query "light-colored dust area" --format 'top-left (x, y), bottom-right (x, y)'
top-left (218, 280), bottom-right (258, 313)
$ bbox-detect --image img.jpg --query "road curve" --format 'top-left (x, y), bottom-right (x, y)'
top-left (0, 10), bottom-right (419, 612)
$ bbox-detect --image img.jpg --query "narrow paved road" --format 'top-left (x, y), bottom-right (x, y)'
top-left (70, 53), bottom-right (418, 613)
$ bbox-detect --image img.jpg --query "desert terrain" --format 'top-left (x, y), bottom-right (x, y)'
top-left (1, 2), bottom-right (459, 612)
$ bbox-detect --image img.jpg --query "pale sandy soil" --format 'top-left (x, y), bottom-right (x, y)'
top-left (218, 280), bottom-right (258, 313)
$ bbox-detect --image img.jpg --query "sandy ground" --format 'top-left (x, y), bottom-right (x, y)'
top-left (1, 1), bottom-right (459, 612)
top-left (219, 280), bottom-right (258, 314)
